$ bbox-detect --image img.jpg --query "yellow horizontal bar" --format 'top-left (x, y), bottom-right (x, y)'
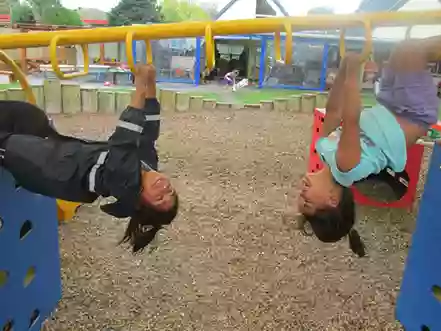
top-left (0, 10), bottom-right (440, 49)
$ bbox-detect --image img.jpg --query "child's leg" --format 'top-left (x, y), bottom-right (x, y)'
top-left (321, 57), bottom-right (349, 136)
top-left (0, 100), bottom-right (56, 138)
top-left (388, 39), bottom-right (428, 73)
top-left (377, 38), bottom-right (439, 128)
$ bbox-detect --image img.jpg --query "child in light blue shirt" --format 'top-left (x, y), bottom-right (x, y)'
top-left (297, 37), bottom-right (440, 257)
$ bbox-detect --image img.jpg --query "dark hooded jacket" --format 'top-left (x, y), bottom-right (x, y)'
top-left (0, 99), bottom-right (160, 218)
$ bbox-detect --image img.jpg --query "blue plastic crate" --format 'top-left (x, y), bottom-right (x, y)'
top-left (0, 168), bottom-right (61, 331)
top-left (397, 143), bottom-right (441, 331)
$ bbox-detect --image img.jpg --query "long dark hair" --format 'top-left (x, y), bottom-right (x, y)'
top-left (120, 193), bottom-right (180, 253)
top-left (301, 187), bottom-right (365, 257)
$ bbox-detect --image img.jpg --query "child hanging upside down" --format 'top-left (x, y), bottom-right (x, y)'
top-left (297, 37), bottom-right (440, 256)
top-left (0, 65), bottom-right (179, 253)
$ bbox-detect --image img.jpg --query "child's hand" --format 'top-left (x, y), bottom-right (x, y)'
top-left (135, 64), bottom-right (156, 85)
top-left (344, 53), bottom-right (362, 80)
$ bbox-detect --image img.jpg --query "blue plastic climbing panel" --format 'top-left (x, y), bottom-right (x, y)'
top-left (0, 169), bottom-right (61, 331)
top-left (397, 143), bottom-right (441, 331)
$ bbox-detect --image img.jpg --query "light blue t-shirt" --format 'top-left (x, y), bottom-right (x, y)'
top-left (315, 104), bottom-right (407, 187)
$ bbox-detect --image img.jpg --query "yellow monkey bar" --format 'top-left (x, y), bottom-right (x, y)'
top-left (0, 10), bottom-right (440, 50)
top-left (0, 9), bottom-right (437, 75)
top-left (0, 10), bottom-right (438, 72)
top-left (3, 9), bottom-right (441, 220)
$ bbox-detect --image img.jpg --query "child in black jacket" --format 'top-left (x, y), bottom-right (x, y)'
top-left (0, 65), bottom-right (179, 253)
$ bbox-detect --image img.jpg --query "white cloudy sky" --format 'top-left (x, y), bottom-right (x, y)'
top-left (60, 0), bottom-right (362, 14)
top-left (59, 0), bottom-right (441, 39)
top-left (60, 0), bottom-right (439, 15)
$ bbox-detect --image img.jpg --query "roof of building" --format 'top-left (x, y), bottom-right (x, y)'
top-left (356, 0), bottom-right (410, 12)
top-left (75, 8), bottom-right (108, 25)
top-left (373, 0), bottom-right (441, 39)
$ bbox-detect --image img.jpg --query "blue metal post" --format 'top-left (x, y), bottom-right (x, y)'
top-left (258, 35), bottom-right (267, 89)
top-left (396, 143), bottom-right (441, 330)
top-left (319, 42), bottom-right (329, 92)
top-left (130, 40), bottom-right (137, 83)
top-left (132, 40), bottom-right (137, 63)
top-left (0, 169), bottom-right (61, 331)
top-left (194, 37), bottom-right (201, 86)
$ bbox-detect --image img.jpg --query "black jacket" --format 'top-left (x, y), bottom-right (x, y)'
top-left (0, 98), bottom-right (161, 216)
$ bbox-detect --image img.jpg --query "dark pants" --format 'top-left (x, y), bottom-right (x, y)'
top-left (0, 100), bottom-right (58, 140)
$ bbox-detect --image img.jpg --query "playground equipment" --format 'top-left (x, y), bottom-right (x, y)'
top-left (396, 142), bottom-right (441, 330)
top-left (0, 10), bottom-right (439, 70)
top-left (0, 49), bottom-right (80, 222)
top-left (308, 108), bottom-right (426, 209)
top-left (0, 169), bottom-right (61, 331)
top-left (1, 10), bottom-right (441, 329)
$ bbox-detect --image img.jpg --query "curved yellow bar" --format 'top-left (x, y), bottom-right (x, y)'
top-left (125, 31), bottom-right (137, 72)
top-left (0, 10), bottom-right (439, 49)
top-left (205, 25), bottom-right (215, 70)
top-left (284, 23), bottom-right (293, 65)
top-left (126, 32), bottom-right (154, 72)
top-left (339, 20), bottom-right (372, 61)
top-left (145, 40), bottom-right (153, 64)
top-left (126, 31), bottom-right (153, 72)
top-left (50, 35), bottom-right (90, 79)
top-left (274, 31), bottom-right (281, 61)
top-left (0, 51), bottom-right (36, 104)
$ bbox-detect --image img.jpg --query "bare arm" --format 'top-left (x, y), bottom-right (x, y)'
top-left (321, 58), bottom-right (347, 137)
top-left (335, 55), bottom-right (362, 172)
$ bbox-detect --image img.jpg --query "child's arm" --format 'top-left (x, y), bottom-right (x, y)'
top-left (321, 58), bottom-right (347, 136)
top-left (106, 84), bottom-right (147, 150)
top-left (106, 65), bottom-right (157, 152)
top-left (94, 66), bottom-right (158, 204)
top-left (335, 54), bottom-right (362, 172)
top-left (138, 68), bottom-right (160, 170)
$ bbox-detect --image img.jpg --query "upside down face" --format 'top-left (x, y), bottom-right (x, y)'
top-left (140, 170), bottom-right (176, 211)
top-left (297, 170), bottom-right (341, 215)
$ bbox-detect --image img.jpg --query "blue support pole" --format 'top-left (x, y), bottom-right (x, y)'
top-left (258, 35), bottom-right (267, 89)
top-left (396, 143), bottom-right (441, 330)
top-left (0, 169), bottom-right (61, 331)
top-left (132, 40), bottom-right (137, 63)
top-left (319, 42), bottom-right (329, 92)
top-left (130, 39), bottom-right (137, 83)
top-left (194, 37), bottom-right (201, 86)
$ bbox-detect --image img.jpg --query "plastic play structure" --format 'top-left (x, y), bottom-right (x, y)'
top-left (2, 10), bottom-right (441, 330)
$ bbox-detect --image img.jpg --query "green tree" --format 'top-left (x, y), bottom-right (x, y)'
top-left (12, 0), bottom-right (83, 26)
top-left (11, 4), bottom-right (35, 23)
top-left (108, 0), bottom-right (163, 26)
top-left (11, 4), bottom-right (83, 26)
top-left (160, 0), bottom-right (210, 22)
top-left (23, 0), bottom-right (61, 22)
top-left (42, 6), bottom-right (83, 26)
